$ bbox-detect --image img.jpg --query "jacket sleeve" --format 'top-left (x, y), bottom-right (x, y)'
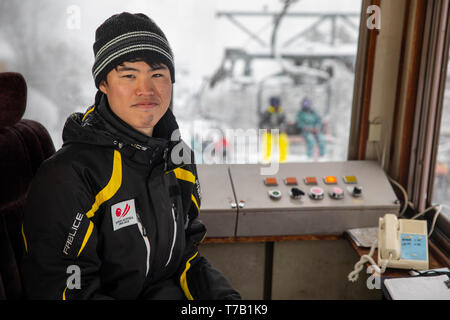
top-left (176, 163), bottom-right (241, 300)
top-left (21, 159), bottom-right (112, 300)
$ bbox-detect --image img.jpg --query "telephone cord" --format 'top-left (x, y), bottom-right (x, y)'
top-left (348, 240), bottom-right (392, 282)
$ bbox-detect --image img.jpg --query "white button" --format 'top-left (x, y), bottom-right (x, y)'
top-left (268, 189), bottom-right (282, 200)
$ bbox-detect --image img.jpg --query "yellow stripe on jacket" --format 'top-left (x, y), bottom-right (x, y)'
top-left (86, 150), bottom-right (122, 218)
top-left (82, 105), bottom-right (96, 122)
top-left (170, 167), bottom-right (200, 213)
top-left (180, 251), bottom-right (199, 300)
top-left (21, 224), bottom-right (28, 253)
top-left (77, 221), bottom-right (94, 257)
top-left (191, 194), bottom-right (199, 213)
top-left (62, 286), bottom-right (68, 300)
top-left (173, 167), bottom-right (196, 184)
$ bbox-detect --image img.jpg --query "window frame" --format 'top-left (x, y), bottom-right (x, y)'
top-left (349, 0), bottom-right (450, 255)
top-left (417, 0), bottom-right (450, 253)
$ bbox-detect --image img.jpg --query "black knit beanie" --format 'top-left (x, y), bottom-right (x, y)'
top-left (92, 12), bottom-right (175, 88)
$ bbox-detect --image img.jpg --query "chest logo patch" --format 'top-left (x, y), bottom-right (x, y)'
top-left (111, 199), bottom-right (137, 231)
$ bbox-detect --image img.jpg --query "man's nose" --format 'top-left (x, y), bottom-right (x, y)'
top-left (135, 77), bottom-right (155, 95)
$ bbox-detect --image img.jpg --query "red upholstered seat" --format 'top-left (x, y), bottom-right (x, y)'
top-left (0, 72), bottom-right (55, 299)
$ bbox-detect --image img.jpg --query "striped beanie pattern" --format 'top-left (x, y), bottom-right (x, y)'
top-left (92, 12), bottom-right (175, 88)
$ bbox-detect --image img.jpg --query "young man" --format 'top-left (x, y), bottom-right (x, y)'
top-left (21, 12), bottom-right (241, 300)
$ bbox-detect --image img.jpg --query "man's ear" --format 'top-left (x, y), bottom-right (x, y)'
top-left (99, 80), bottom-right (108, 95)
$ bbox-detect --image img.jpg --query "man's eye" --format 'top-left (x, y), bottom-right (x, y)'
top-left (122, 74), bottom-right (135, 79)
top-left (152, 73), bottom-right (163, 78)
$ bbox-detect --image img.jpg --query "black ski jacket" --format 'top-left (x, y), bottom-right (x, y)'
top-left (21, 95), bottom-right (241, 300)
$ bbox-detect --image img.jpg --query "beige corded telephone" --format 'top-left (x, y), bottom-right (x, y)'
top-left (348, 213), bottom-right (429, 282)
top-left (378, 214), bottom-right (429, 271)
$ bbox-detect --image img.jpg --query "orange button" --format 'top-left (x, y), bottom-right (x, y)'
top-left (284, 177), bottom-right (298, 185)
top-left (324, 176), bottom-right (337, 184)
top-left (264, 177), bottom-right (278, 186)
top-left (304, 177), bottom-right (318, 185)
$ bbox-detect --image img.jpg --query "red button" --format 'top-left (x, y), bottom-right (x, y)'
top-left (304, 177), bottom-right (318, 185)
top-left (264, 177), bottom-right (278, 186)
top-left (284, 177), bottom-right (298, 185)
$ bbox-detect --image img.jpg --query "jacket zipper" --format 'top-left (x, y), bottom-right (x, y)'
top-left (165, 203), bottom-right (177, 267)
top-left (136, 212), bottom-right (151, 276)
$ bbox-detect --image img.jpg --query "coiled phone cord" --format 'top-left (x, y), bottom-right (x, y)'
top-left (348, 240), bottom-right (393, 282)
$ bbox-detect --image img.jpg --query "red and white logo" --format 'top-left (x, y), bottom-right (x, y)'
top-left (115, 203), bottom-right (130, 218)
top-left (111, 199), bottom-right (137, 231)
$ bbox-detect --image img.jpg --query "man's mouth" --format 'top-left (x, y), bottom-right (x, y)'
top-left (132, 101), bottom-right (159, 109)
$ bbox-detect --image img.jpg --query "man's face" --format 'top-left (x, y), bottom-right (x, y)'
top-left (99, 61), bottom-right (172, 137)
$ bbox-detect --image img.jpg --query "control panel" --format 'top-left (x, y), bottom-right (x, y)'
top-left (196, 161), bottom-right (399, 237)
top-left (196, 164), bottom-right (237, 237)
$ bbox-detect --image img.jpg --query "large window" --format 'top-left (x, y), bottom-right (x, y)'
top-left (187, 0), bottom-right (362, 164)
top-left (0, 0), bottom-right (361, 164)
top-left (432, 56), bottom-right (450, 221)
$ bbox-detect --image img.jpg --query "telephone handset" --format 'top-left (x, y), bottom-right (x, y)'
top-left (348, 213), bottom-right (429, 282)
top-left (379, 214), bottom-right (401, 261)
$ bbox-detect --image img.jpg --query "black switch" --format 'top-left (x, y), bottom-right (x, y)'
top-left (352, 186), bottom-right (363, 197)
top-left (290, 187), bottom-right (305, 199)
